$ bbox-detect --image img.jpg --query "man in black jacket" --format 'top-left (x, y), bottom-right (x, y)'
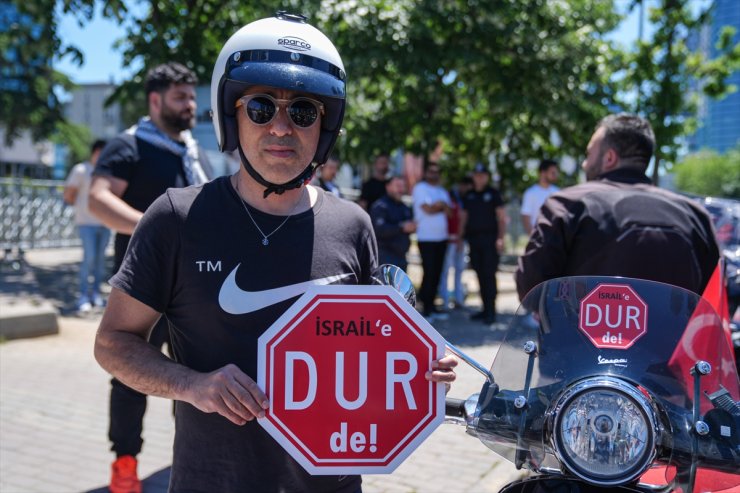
top-left (515, 113), bottom-right (719, 300)
top-left (370, 175), bottom-right (416, 270)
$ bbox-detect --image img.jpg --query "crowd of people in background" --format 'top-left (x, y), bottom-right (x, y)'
top-left (65, 129), bottom-right (569, 330)
top-left (67, 130), bottom-right (569, 330)
top-left (79, 98), bottom-right (715, 337)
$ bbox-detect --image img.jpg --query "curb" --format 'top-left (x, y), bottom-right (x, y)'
top-left (0, 301), bottom-right (59, 339)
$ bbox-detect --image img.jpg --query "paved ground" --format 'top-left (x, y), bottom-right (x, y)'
top-left (0, 247), bottom-right (526, 493)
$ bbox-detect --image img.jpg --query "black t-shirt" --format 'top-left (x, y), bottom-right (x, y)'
top-left (360, 177), bottom-right (387, 209)
top-left (94, 133), bottom-right (213, 269)
top-left (111, 177), bottom-right (377, 492)
top-left (462, 186), bottom-right (504, 237)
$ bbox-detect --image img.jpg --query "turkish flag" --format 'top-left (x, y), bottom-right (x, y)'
top-left (702, 259), bottom-right (734, 350)
top-left (668, 260), bottom-right (739, 410)
top-left (650, 263), bottom-right (740, 493)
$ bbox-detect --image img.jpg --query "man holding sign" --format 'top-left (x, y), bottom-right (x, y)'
top-left (93, 12), bottom-right (456, 493)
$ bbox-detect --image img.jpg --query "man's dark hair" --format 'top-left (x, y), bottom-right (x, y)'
top-left (145, 62), bottom-right (198, 96)
top-left (327, 153), bottom-right (341, 163)
top-left (538, 159), bottom-right (558, 173)
top-left (596, 113), bottom-right (655, 170)
top-left (91, 139), bottom-right (107, 154)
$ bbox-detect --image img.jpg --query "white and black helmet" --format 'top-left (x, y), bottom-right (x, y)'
top-left (211, 12), bottom-right (346, 195)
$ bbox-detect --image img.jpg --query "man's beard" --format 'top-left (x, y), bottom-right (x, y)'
top-left (161, 104), bottom-right (195, 133)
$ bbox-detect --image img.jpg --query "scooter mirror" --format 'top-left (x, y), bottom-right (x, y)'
top-left (370, 264), bottom-right (417, 308)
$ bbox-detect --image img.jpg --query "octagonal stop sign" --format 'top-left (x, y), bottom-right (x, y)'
top-left (257, 285), bottom-right (446, 475)
top-left (579, 283), bottom-right (648, 350)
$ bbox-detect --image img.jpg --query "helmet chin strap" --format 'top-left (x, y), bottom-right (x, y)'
top-left (237, 146), bottom-right (317, 198)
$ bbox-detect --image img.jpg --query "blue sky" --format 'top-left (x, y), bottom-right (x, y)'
top-left (54, 2), bottom-right (648, 85)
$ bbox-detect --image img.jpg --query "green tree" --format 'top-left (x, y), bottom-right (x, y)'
top-left (50, 120), bottom-right (92, 171)
top-left (106, 1), bottom-right (290, 124)
top-left (41, 0), bottom-right (618, 189)
top-left (0, 0), bottom-right (126, 145)
top-left (320, 0), bottom-right (620, 191)
top-left (673, 146), bottom-right (740, 198)
top-left (623, 0), bottom-right (740, 185)
top-left (2, 1), bottom-right (620, 185)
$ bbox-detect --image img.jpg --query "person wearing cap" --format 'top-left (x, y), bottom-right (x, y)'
top-left (515, 113), bottom-right (719, 300)
top-left (520, 159), bottom-right (559, 235)
top-left (461, 163), bottom-right (506, 324)
top-left (93, 13), bottom-right (457, 492)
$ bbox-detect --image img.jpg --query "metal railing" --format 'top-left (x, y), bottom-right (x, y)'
top-left (1, 178), bottom-right (79, 252)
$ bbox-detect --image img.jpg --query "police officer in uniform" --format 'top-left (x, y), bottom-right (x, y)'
top-left (462, 163), bottom-right (507, 324)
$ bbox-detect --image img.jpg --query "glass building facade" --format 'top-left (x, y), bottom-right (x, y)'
top-left (690, 0), bottom-right (740, 153)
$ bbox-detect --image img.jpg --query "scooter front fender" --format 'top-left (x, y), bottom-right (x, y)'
top-left (499, 475), bottom-right (646, 493)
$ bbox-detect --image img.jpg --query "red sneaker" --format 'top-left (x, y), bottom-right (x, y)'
top-left (109, 455), bottom-right (141, 493)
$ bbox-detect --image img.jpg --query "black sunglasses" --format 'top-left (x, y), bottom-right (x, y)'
top-left (235, 94), bottom-right (324, 128)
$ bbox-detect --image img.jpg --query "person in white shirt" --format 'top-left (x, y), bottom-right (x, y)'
top-left (521, 159), bottom-right (560, 235)
top-left (63, 139), bottom-right (111, 311)
top-left (412, 161), bottom-right (451, 320)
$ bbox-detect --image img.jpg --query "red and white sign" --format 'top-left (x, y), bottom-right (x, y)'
top-left (579, 283), bottom-right (648, 350)
top-left (257, 285), bottom-right (446, 474)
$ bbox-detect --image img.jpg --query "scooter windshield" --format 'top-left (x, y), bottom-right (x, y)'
top-left (470, 276), bottom-right (739, 491)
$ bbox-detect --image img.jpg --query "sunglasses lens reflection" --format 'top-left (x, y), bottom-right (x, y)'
top-left (245, 96), bottom-right (319, 128)
top-left (246, 97), bottom-right (277, 125)
top-left (288, 100), bottom-right (319, 127)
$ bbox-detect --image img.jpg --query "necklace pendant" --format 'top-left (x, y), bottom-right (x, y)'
top-left (262, 237), bottom-right (269, 246)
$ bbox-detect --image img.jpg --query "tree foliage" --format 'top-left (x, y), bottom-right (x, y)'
top-left (2, 1), bottom-right (73, 144)
top-left (673, 146), bottom-right (740, 199)
top-left (106, 1), bottom-right (283, 124)
top-left (318, 0), bottom-right (620, 192)
top-left (6, 0), bottom-right (738, 193)
top-left (621, 0), bottom-right (740, 185)
top-left (50, 120), bottom-right (92, 169)
top-left (0, 0), bottom-right (126, 151)
top-left (5, 0), bottom-right (619, 189)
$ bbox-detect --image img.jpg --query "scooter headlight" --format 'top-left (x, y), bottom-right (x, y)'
top-left (551, 377), bottom-right (657, 486)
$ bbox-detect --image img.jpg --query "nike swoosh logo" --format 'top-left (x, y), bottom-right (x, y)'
top-left (218, 263), bottom-right (353, 315)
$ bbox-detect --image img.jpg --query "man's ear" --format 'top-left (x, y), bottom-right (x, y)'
top-left (148, 91), bottom-right (161, 114)
top-left (602, 147), bottom-right (619, 172)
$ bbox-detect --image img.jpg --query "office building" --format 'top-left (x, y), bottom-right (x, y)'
top-left (690, 0), bottom-right (740, 153)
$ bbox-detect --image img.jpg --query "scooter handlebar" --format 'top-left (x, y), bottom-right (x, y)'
top-left (445, 397), bottom-right (466, 418)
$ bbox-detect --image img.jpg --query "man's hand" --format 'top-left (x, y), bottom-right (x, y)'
top-left (425, 354), bottom-right (457, 384)
top-left (184, 364), bottom-right (270, 426)
top-left (401, 220), bottom-right (417, 234)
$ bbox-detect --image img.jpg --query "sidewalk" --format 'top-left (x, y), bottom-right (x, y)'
top-left (0, 247), bottom-right (525, 493)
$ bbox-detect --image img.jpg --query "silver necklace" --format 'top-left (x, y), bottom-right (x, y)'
top-left (234, 177), bottom-right (305, 246)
